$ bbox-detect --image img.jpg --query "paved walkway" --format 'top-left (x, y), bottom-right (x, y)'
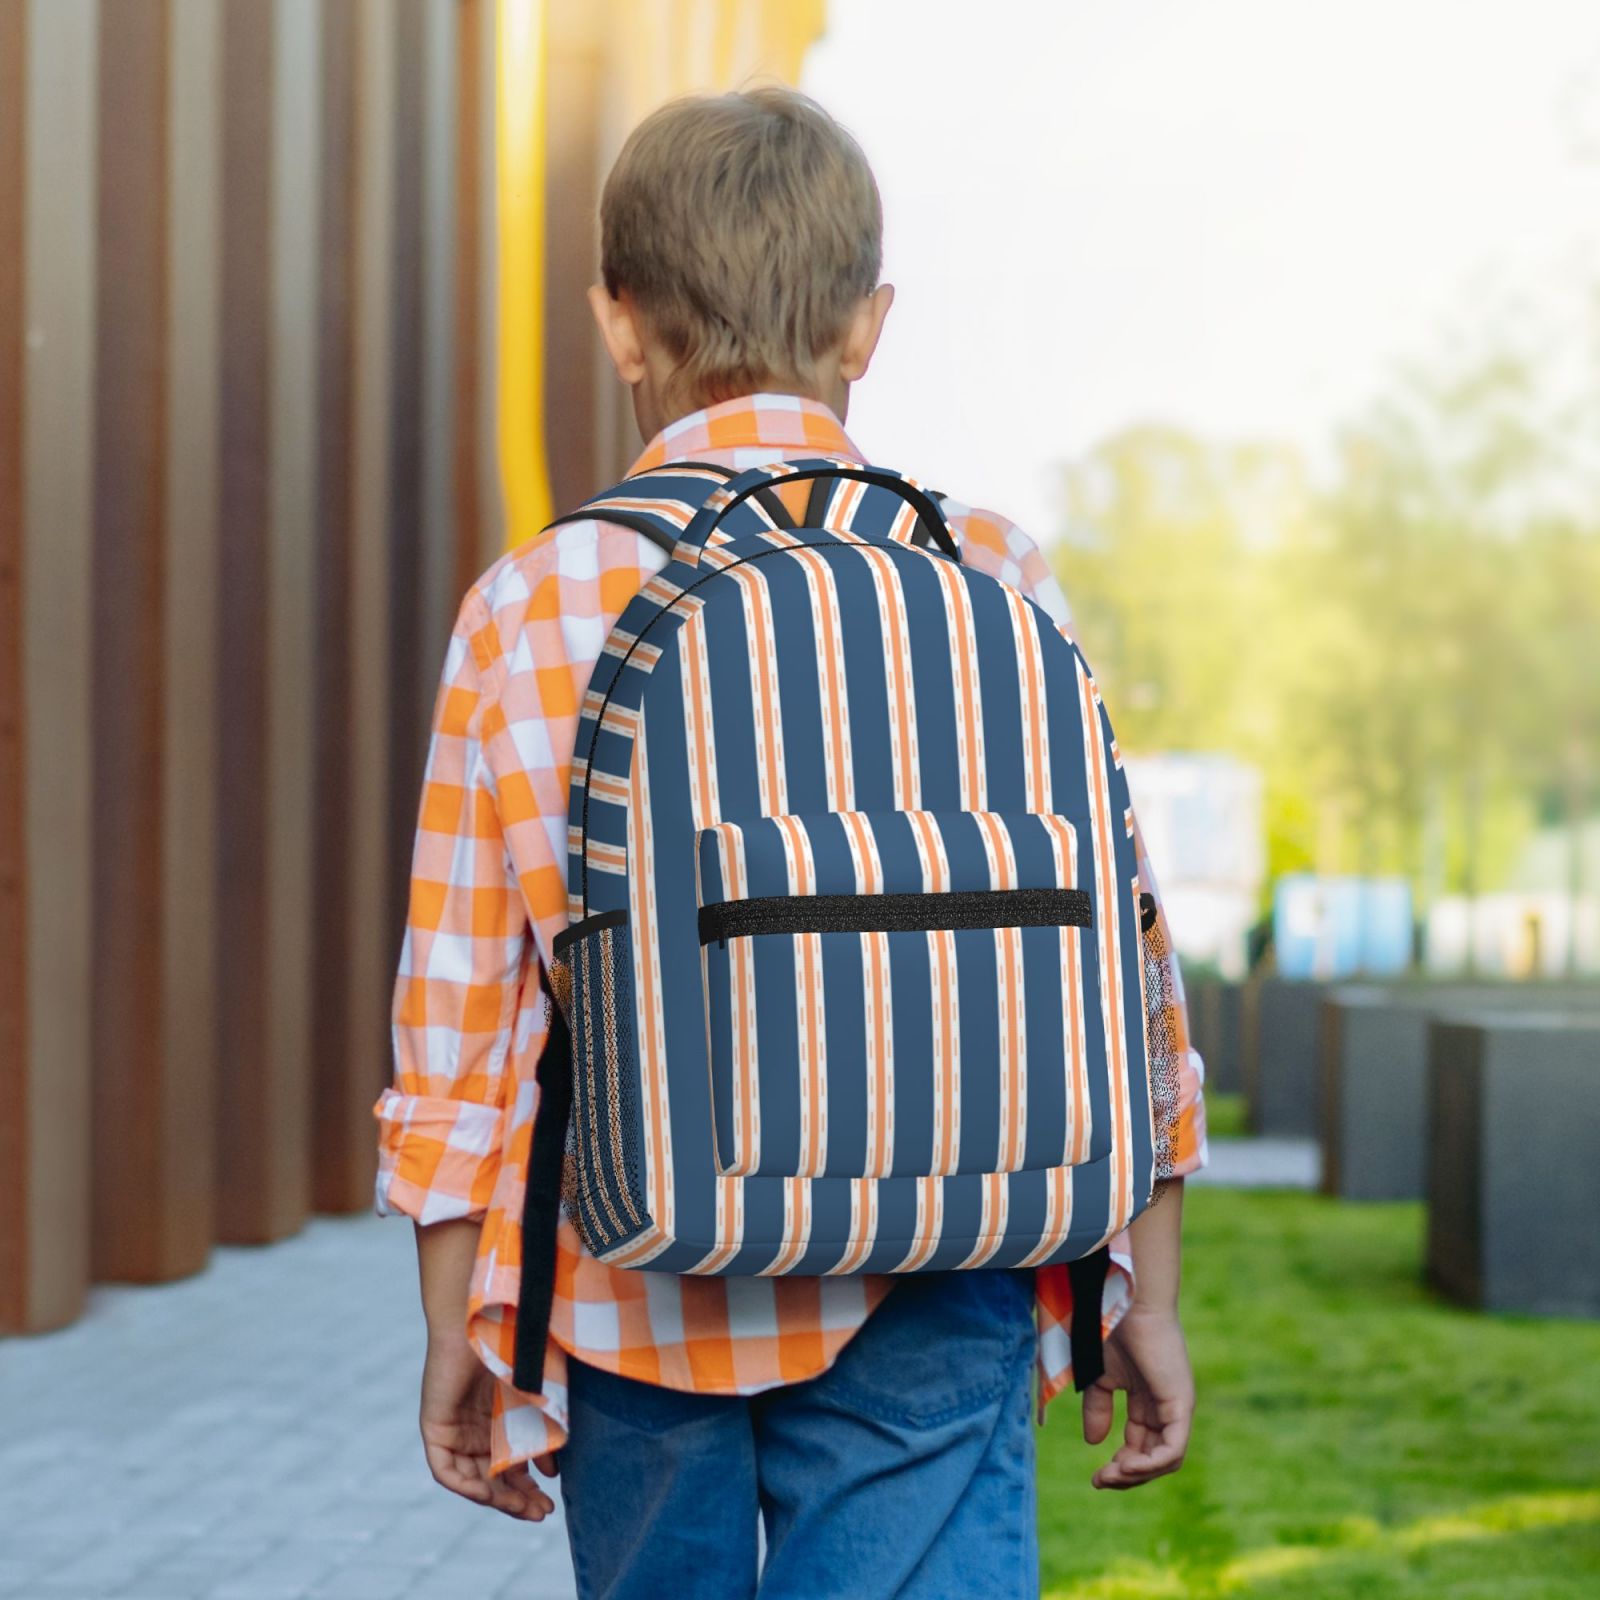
top-left (0, 1215), bottom-right (576, 1600)
top-left (1, 1135), bottom-right (1317, 1600)
top-left (1192, 1135), bottom-right (1321, 1190)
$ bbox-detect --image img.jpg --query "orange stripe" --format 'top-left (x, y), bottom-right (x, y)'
top-left (747, 577), bottom-right (784, 815)
top-left (763, 1178), bottom-right (811, 1275)
top-left (827, 1178), bottom-right (877, 1274)
top-left (898, 1176), bottom-right (942, 1271)
top-left (804, 555), bottom-right (854, 812)
top-left (1019, 1166), bottom-right (1071, 1267)
top-left (624, 720), bottom-right (673, 1257)
top-left (938, 566), bottom-right (985, 811)
top-left (934, 929), bottom-right (958, 1172)
top-left (590, 494), bottom-right (695, 526)
top-left (907, 810), bottom-right (948, 891)
top-left (775, 815), bottom-right (825, 1175)
top-left (841, 810), bottom-right (880, 892)
top-left (682, 620), bottom-right (718, 827)
top-left (725, 828), bottom-right (758, 1175)
top-left (862, 549), bottom-right (919, 810)
top-left (999, 926), bottom-right (1022, 1169)
top-left (960, 1172), bottom-right (1007, 1268)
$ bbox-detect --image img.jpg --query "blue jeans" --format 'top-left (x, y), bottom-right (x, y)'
top-left (557, 1268), bottom-right (1039, 1599)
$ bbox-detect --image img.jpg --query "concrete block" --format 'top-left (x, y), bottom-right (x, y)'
top-left (1321, 987), bottom-right (1431, 1200)
top-left (1426, 1012), bottom-right (1600, 1317)
top-left (1322, 983), bottom-right (1600, 1201)
top-left (1189, 977), bottom-right (1244, 1096)
top-left (1248, 977), bottom-right (1330, 1137)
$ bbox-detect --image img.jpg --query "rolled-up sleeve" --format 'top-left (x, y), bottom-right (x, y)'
top-left (1132, 815), bottom-right (1208, 1178)
top-left (374, 591), bottom-right (528, 1225)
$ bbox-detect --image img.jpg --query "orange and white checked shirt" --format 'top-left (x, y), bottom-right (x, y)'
top-left (374, 393), bottom-right (1208, 1474)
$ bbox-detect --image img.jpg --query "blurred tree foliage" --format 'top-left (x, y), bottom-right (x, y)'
top-left (1053, 328), bottom-right (1600, 917)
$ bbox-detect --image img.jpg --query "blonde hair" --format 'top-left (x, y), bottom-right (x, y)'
top-left (600, 87), bottom-right (883, 408)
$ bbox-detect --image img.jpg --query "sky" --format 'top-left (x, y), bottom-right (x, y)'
top-left (802, 0), bottom-right (1600, 539)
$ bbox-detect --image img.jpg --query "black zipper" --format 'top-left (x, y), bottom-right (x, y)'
top-left (698, 887), bottom-right (1093, 949)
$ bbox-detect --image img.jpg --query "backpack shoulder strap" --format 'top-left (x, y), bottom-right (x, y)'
top-left (681, 458), bottom-right (960, 564)
top-left (542, 460), bottom-right (796, 558)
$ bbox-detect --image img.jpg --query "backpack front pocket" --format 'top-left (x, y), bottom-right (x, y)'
top-left (696, 809), bottom-right (1111, 1182)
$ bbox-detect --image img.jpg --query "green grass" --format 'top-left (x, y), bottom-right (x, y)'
top-left (1036, 1187), bottom-right (1600, 1598)
top-left (1203, 1092), bottom-right (1249, 1139)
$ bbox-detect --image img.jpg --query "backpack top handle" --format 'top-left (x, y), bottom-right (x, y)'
top-left (682, 458), bottom-right (962, 563)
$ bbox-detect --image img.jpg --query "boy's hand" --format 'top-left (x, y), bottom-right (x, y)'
top-left (419, 1330), bottom-right (558, 1521)
top-left (1082, 1304), bottom-right (1195, 1490)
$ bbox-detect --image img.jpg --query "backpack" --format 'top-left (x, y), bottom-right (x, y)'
top-left (514, 457), bottom-right (1158, 1396)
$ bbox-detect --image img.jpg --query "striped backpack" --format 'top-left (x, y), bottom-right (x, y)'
top-left (515, 458), bottom-right (1161, 1395)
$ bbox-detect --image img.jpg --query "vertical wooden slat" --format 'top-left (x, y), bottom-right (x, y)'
top-left (0, 0), bottom-right (32, 1332)
top-left (346, 0), bottom-right (396, 1212)
top-left (158, 0), bottom-right (223, 1274)
top-left (9, 0), bottom-right (98, 1331)
top-left (264, 0), bottom-right (320, 1236)
top-left (468, 0), bottom-right (505, 571)
top-left (451, 0), bottom-right (499, 592)
top-left (451, 0), bottom-right (483, 602)
top-left (309, 0), bottom-right (364, 1214)
top-left (90, 0), bottom-right (173, 1284)
top-left (387, 0), bottom-right (429, 960)
top-left (419, 0), bottom-right (459, 667)
top-left (544, 0), bottom-right (606, 510)
top-left (216, 0), bottom-right (305, 1244)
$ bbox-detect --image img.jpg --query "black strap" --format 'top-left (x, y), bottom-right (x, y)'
top-left (512, 971), bottom-right (573, 1395)
top-left (542, 460), bottom-right (795, 556)
top-left (659, 459), bottom-right (798, 532)
top-left (699, 465), bottom-right (960, 561)
top-left (804, 474), bottom-right (835, 528)
top-left (1066, 1244), bottom-right (1111, 1393)
top-left (801, 474), bottom-right (950, 541)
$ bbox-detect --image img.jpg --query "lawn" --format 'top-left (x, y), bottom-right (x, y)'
top-left (1202, 1092), bottom-right (1249, 1139)
top-left (1036, 1184), bottom-right (1600, 1598)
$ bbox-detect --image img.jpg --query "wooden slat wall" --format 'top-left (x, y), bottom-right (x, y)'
top-left (0, 0), bottom-right (33, 1333)
top-left (308, 0), bottom-right (364, 1218)
top-left (215, 0), bottom-right (291, 1244)
top-left (6, 0), bottom-right (99, 1334)
top-left (1, 0), bottom-right (500, 1330)
top-left (544, 2), bottom-right (609, 511)
top-left (159, 0), bottom-right (223, 1278)
top-left (343, 0), bottom-right (396, 1242)
top-left (90, 0), bottom-right (175, 1281)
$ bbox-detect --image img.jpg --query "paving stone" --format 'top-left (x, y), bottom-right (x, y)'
top-left (1190, 1135), bottom-right (1320, 1190)
top-left (0, 1214), bottom-right (576, 1600)
top-left (306, 1563), bottom-right (444, 1600)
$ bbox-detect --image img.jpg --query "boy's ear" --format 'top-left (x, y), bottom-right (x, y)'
top-left (838, 283), bottom-right (895, 384)
top-left (588, 284), bottom-right (649, 387)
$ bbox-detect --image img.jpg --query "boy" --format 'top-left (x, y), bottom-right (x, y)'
top-left (376, 87), bottom-right (1207, 1599)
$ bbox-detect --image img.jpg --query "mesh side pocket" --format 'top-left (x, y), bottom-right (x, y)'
top-left (1139, 893), bottom-right (1183, 1190)
top-left (557, 914), bottom-right (649, 1256)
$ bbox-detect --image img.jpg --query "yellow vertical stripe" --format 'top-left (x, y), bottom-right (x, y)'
top-left (495, 0), bottom-right (553, 542)
top-left (498, 0), bottom-right (828, 549)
